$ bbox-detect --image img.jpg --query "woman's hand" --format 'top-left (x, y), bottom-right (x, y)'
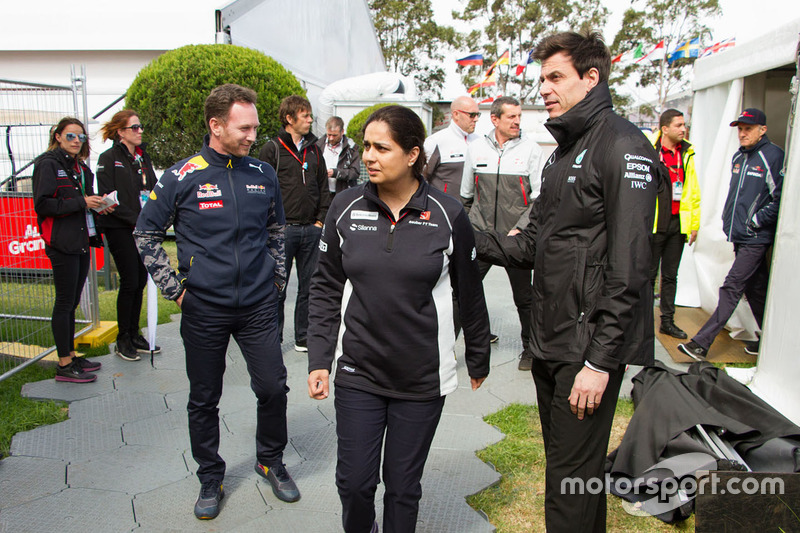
top-left (308, 369), bottom-right (330, 399)
top-left (84, 195), bottom-right (105, 210)
top-left (470, 376), bottom-right (486, 391)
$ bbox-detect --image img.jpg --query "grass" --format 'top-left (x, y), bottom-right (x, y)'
top-left (0, 240), bottom-right (181, 453)
top-left (467, 400), bottom-right (696, 533)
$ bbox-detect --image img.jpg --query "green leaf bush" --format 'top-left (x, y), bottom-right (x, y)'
top-left (345, 103), bottom-right (394, 149)
top-left (126, 44), bottom-right (304, 168)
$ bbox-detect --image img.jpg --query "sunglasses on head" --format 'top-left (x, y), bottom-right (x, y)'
top-left (64, 132), bottom-right (87, 142)
top-left (123, 124), bottom-right (144, 132)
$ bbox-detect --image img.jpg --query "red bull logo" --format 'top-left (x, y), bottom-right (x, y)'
top-left (172, 156), bottom-right (209, 181)
top-left (197, 183), bottom-right (222, 198)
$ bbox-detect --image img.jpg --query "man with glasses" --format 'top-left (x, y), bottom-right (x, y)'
top-left (259, 95), bottom-right (331, 352)
top-left (423, 95), bottom-right (481, 198)
top-left (460, 96), bottom-right (544, 370)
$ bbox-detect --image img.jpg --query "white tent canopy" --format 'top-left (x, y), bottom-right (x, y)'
top-left (689, 19), bottom-right (800, 424)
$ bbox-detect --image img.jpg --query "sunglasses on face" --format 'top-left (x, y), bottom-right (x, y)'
top-left (123, 124), bottom-right (144, 132)
top-left (457, 111), bottom-right (481, 119)
top-left (64, 133), bottom-right (87, 142)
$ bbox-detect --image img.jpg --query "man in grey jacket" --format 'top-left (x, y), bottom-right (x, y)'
top-left (460, 96), bottom-right (544, 370)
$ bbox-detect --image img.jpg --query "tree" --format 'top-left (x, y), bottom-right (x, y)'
top-left (454, 0), bottom-right (608, 104)
top-left (126, 44), bottom-right (304, 168)
top-left (610, 0), bottom-right (721, 115)
top-left (368, 0), bottom-right (461, 99)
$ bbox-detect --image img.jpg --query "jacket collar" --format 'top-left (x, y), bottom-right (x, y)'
top-left (201, 134), bottom-right (245, 167)
top-left (544, 81), bottom-right (613, 148)
top-left (484, 128), bottom-right (524, 151)
top-left (364, 176), bottom-right (428, 214)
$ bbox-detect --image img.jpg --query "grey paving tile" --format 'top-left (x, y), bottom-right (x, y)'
top-left (432, 413), bottom-right (504, 452)
top-left (113, 368), bottom-right (189, 394)
top-left (21, 372), bottom-right (115, 402)
top-left (69, 390), bottom-right (169, 424)
top-left (122, 409), bottom-right (193, 450)
top-left (10, 419), bottom-right (123, 462)
top-left (232, 509), bottom-right (343, 532)
top-left (67, 444), bottom-right (190, 494)
top-left (133, 476), bottom-right (269, 532)
top-left (0, 456), bottom-right (66, 508)
top-left (0, 487), bottom-right (135, 532)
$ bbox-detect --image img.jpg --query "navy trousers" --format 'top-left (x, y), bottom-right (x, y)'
top-left (179, 287), bottom-right (288, 483)
top-left (693, 243), bottom-right (770, 349)
top-left (334, 386), bottom-right (445, 533)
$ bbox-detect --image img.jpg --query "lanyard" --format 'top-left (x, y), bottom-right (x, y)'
top-left (74, 161), bottom-right (86, 195)
top-left (278, 138), bottom-right (308, 184)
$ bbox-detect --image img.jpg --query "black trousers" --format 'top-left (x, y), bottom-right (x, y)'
top-left (478, 260), bottom-right (533, 353)
top-left (532, 360), bottom-right (624, 533)
top-left (693, 242), bottom-right (770, 349)
top-left (650, 214), bottom-right (685, 323)
top-left (45, 246), bottom-right (90, 359)
top-left (179, 288), bottom-right (288, 483)
top-left (334, 386), bottom-right (445, 533)
top-left (104, 227), bottom-right (147, 338)
top-left (279, 223), bottom-right (321, 342)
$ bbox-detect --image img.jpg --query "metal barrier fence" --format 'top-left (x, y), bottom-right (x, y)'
top-left (0, 68), bottom-right (101, 382)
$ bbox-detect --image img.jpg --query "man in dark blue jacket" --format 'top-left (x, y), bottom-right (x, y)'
top-left (135, 84), bottom-right (299, 520)
top-left (679, 108), bottom-right (784, 360)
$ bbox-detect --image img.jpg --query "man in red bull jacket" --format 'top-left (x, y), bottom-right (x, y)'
top-left (135, 84), bottom-right (299, 520)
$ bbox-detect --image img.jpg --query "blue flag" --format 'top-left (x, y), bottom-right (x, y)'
top-left (668, 38), bottom-right (702, 64)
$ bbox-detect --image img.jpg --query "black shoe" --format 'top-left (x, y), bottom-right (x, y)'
top-left (678, 341), bottom-right (708, 361)
top-left (518, 352), bottom-right (533, 371)
top-left (660, 322), bottom-right (688, 339)
top-left (194, 480), bottom-right (224, 520)
top-left (131, 334), bottom-right (161, 354)
top-left (489, 333), bottom-right (499, 344)
top-left (55, 361), bottom-right (97, 383)
top-left (115, 335), bottom-right (141, 362)
top-left (255, 462), bottom-right (300, 502)
top-left (294, 339), bottom-right (308, 352)
top-left (744, 340), bottom-right (760, 355)
top-left (72, 356), bottom-right (101, 372)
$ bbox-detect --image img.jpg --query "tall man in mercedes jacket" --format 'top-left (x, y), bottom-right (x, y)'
top-left (473, 32), bottom-right (657, 532)
top-left (134, 84), bottom-right (299, 519)
top-left (679, 108), bottom-right (784, 360)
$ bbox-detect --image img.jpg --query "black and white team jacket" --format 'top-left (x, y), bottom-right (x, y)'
top-left (307, 178), bottom-right (491, 400)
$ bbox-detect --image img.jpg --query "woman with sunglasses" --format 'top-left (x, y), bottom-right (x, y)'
top-left (33, 117), bottom-right (108, 383)
top-left (96, 110), bottom-right (159, 362)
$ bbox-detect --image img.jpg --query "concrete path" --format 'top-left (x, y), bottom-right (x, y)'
top-left (0, 268), bottom-right (681, 532)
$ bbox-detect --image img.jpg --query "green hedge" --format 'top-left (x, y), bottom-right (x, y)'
top-left (345, 103), bottom-right (395, 149)
top-left (126, 44), bottom-right (304, 168)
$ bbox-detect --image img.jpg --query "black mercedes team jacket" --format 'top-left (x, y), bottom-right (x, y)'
top-left (308, 179), bottom-right (491, 400)
top-left (475, 82), bottom-right (658, 371)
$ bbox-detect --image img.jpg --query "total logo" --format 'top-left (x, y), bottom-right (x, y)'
top-left (350, 223), bottom-right (377, 232)
top-left (8, 225), bottom-right (45, 255)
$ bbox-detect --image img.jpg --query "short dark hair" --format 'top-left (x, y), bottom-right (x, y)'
top-left (490, 96), bottom-right (520, 118)
top-left (326, 116), bottom-right (344, 131)
top-left (659, 109), bottom-right (684, 129)
top-left (533, 30), bottom-right (611, 83)
top-left (49, 117), bottom-right (90, 161)
top-left (278, 95), bottom-right (311, 127)
top-left (204, 84), bottom-right (257, 132)
top-left (363, 105), bottom-right (426, 177)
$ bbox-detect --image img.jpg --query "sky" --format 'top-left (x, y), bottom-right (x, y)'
top-left (433, 0), bottom-right (798, 100)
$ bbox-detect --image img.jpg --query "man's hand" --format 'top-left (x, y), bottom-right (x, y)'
top-left (568, 366), bottom-right (609, 420)
top-left (176, 289), bottom-right (186, 308)
top-left (327, 168), bottom-right (334, 178)
top-left (688, 230), bottom-right (698, 246)
top-left (507, 228), bottom-right (521, 236)
top-left (470, 376), bottom-right (486, 390)
top-left (308, 369), bottom-right (330, 399)
top-left (314, 220), bottom-right (324, 228)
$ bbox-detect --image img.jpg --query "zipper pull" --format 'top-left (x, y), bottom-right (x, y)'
top-left (578, 312), bottom-right (585, 323)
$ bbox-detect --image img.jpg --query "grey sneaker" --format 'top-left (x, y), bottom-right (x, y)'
top-left (194, 480), bottom-right (224, 520)
top-left (678, 341), bottom-right (708, 361)
top-left (255, 462), bottom-right (300, 502)
top-left (518, 352), bottom-right (533, 371)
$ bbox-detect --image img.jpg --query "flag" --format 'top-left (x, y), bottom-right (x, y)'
top-left (468, 72), bottom-right (497, 94)
top-left (700, 37), bottom-right (735, 58)
top-left (480, 94), bottom-right (501, 104)
top-left (612, 43), bottom-right (644, 65)
top-left (668, 38), bottom-right (702, 64)
top-left (515, 50), bottom-right (535, 76)
top-left (636, 40), bottom-right (665, 63)
top-left (485, 50), bottom-right (510, 76)
top-left (456, 52), bottom-right (484, 66)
